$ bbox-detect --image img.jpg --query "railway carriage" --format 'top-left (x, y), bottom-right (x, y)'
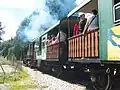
top-left (23, 41), bottom-right (37, 68)
top-left (24, 0), bottom-right (120, 90)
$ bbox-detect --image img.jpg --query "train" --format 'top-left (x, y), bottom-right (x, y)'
top-left (23, 0), bottom-right (120, 90)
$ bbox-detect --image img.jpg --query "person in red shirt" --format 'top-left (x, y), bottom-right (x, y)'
top-left (73, 23), bottom-right (79, 35)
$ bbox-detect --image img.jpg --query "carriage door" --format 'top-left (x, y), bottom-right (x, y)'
top-left (41, 34), bottom-right (47, 60)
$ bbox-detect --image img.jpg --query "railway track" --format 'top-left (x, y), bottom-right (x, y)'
top-left (58, 70), bottom-right (93, 90)
top-left (41, 68), bottom-right (93, 90)
top-left (38, 67), bottom-right (120, 90)
top-left (24, 63), bottom-right (120, 90)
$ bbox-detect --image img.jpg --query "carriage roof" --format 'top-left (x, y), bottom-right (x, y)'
top-left (40, 20), bottom-right (60, 37)
top-left (67, 0), bottom-right (91, 18)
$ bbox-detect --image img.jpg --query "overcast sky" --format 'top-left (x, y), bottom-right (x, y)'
top-left (0, 0), bottom-right (83, 41)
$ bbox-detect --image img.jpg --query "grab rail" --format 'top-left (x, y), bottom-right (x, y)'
top-left (68, 29), bottom-right (99, 58)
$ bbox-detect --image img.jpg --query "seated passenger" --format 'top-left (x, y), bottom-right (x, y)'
top-left (79, 13), bottom-right (87, 33)
top-left (83, 9), bottom-right (99, 34)
top-left (47, 35), bottom-right (52, 46)
top-left (73, 23), bottom-right (79, 35)
top-left (51, 35), bottom-right (56, 44)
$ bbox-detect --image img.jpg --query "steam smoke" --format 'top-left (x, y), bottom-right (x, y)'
top-left (17, 0), bottom-right (76, 42)
top-left (46, 0), bottom-right (76, 19)
top-left (19, 9), bottom-right (57, 41)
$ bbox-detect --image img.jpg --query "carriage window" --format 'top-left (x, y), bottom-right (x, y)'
top-left (113, 0), bottom-right (120, 25)
top-left (39, 37), bottom-right (42, 54)
top-left (42, 37), bottom-right (45, 40)
top-left (114, 0), bottom-right (120, 4)
top-left (42, 42), bottom-right (45, 49)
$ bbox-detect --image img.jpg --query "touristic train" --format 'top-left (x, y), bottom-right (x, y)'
top-left (24, 0), bottom-right (120, 90)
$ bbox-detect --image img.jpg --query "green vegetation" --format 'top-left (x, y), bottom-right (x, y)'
top-left (0, 66), bottom-right (38, 90)
top-left (0, 56), bottom-right (11, 65)
top-left (0, 56), bottom-right (49, 90)
top-left (0, 56), bottom-right (37, 90)
top-left (40, 85), bottom-right (49, 88)
top-left (8, 68), bottom-right (38, 90)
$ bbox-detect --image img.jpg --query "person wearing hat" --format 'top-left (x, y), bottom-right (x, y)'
top-left (78, 13), bottom-right (87, 33)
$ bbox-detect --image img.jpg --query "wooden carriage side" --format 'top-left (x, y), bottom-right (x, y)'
top-left (68, 29), bottom-right (99, 59)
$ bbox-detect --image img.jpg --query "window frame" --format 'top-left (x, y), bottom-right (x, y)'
top-left (113, 1), bottom-right (120, 25)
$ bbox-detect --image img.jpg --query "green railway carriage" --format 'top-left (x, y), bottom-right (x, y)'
top-left (35, 0), bottom-right (120, 89)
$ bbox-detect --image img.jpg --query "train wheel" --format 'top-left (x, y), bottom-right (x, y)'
top-left (56, 66), bottom-right (63, 78)
top-left (39, 61), bottom-right (45, 73)
top-left (90, 72), bottom-right (111, 90)
top-left (51, 66), bottom-right (62, 77)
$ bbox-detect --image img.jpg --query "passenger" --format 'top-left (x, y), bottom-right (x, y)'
top-left (73, 23), bottom-right (79, 35)
top-left (49, 35), bottom-right (54, 45)
top-left (56, 30), bottom-right (67, 43)
top-left (79, 13), bottom-right (87, 33)
top-left (56, 30), bottom-right (67, 64)
top-left (47, 36), bottom-right (51, 46)
top-left (83, 9), bottom-right (99, 34)
top-left (51, 34), bottom-right (56, 44)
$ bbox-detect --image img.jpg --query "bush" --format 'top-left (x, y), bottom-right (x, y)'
top-left (0, 56), bottom-right (12, 65)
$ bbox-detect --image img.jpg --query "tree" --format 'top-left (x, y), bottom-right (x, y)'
top-left (0, 37), bottom-right (27, 61)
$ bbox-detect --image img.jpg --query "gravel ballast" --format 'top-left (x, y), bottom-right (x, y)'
top-left (25, 67), bottom-right (87, 90)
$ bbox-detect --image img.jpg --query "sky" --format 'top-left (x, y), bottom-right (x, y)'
top-left (0, 0), bottom-right (83, 41)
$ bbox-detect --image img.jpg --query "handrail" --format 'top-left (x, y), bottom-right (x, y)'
top-left (68, 29), bottom-right (99, 58)
top-left (47, 42), bottom-right (59, 47)
top-left (68, 29), bottom-right (99, 40)
top-left (47, 42), bottom-right (59, 59)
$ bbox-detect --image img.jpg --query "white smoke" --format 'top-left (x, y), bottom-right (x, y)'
top-left (23, 9), bottom-right (57, 41)
top-left (45, 0), bottom-right (76, 19)
top-left (17, 0), bottom-right (77, 41)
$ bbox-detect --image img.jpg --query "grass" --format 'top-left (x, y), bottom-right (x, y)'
top-left (0, 56), bottom-right (48, 90)
top-left (9, 80), bottom-right (38, 90)
top-left (0, 67), bottom-right (38, 90)
top-left (40, 85), bottom-right (49, 88)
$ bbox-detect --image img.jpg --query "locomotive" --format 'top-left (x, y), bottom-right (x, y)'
top-left (24, 0), bottom-right (120, 90)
